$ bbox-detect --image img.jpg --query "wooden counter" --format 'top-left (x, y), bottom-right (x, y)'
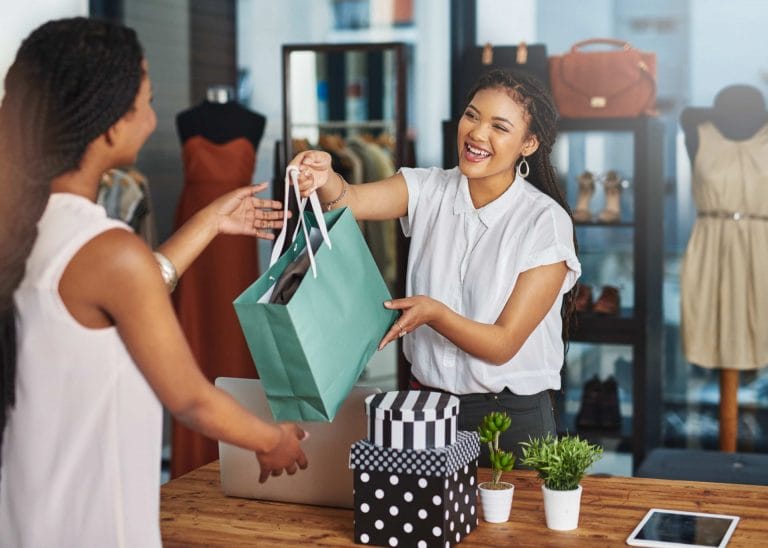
top-left (161, 462), bottom-right (768, 547)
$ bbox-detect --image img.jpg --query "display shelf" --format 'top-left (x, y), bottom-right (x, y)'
top-left (564, 426), bottom-right (633, 453)
top-left (571, 310), bottom-right (639, 344)
top-left (558, 116), bottom-right (658, 132)
top-left (559, 116), bottom-right (665, 471)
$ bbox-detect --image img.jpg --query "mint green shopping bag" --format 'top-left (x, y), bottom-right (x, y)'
top-left (233, 168), bottom-right (397, 421)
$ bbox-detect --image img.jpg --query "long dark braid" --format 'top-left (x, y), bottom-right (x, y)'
top-left (465, 69), bottom-right (578, 348)
top-left (0, 17), bottom-right (144, 475)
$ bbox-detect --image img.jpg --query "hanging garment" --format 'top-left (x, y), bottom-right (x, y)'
top-left (98, 167), bottom-right (157, 247)
top-left (171, 135), bottom-right (260, 477)
top-left (680, 121), bottom-right (768, 369)
top-left (347, 136), bottom-right (398, 292)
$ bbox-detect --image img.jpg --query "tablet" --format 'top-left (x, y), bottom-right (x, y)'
top-left (626, 508), bottom-right (740, 548)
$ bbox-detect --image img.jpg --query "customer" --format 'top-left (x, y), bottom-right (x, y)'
top-left (291, 69), bottom-right (580, 465)
top-left (0, 18), bottom-right (307, 547)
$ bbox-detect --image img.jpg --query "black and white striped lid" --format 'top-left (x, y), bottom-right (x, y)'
top-left (365, 390), bottom-right (460, 422)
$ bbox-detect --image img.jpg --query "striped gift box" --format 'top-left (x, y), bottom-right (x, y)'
top-left (365, 390), bottom-right (460, 450)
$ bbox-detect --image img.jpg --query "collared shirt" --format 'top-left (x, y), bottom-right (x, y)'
top-left (399, 167), bottom-right (580, 395)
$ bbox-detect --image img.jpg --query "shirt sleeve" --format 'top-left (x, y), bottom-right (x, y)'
top-left (397, 166), bottom-right (428, 237)
top-left (520, 205), bottom-right (581, 294)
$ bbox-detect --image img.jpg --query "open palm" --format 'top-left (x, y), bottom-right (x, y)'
top-left (215, 183), bottom-right (289, 240)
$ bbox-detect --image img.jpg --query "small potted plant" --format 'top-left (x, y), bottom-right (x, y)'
top-left (520, 433), bottom-right (603, 531)
top-left (476, 411), bottom-right (516, 523)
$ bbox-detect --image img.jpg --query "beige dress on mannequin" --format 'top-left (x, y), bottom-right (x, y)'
top-left (680, 121), bottom-right (768, 370)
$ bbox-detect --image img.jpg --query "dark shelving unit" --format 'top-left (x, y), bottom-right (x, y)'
top-left (559, 117), bottom-right (665, 471)
top-left (572, 310), bottom-right (640, 345)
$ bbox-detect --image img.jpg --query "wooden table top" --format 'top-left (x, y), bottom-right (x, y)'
top-left (161, 461), bottom-right (768, 547)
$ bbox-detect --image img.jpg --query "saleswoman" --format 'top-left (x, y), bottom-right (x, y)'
top-left (290, 69), bottom-right (580, 465)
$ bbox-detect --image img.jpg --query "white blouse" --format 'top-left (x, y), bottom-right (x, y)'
top-left (399, 167), bottom-right (580, 395)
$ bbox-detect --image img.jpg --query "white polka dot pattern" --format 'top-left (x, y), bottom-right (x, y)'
top-left (350, 431), bottom-right (480, 477)
top-left (352, 455), bottom-right (478, 546)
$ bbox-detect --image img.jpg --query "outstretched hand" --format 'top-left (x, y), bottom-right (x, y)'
top-left (378, 295), bottom-right (443, 350)
top-left (213, 183), bottom-right (290, 240)
top-left (256, 423), bottom-right (309, 484)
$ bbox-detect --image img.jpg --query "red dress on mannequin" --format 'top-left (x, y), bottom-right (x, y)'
top-left (171, 98), bottom-right (266, 477)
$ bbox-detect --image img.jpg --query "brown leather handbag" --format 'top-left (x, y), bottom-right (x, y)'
top-left (549, 38), bottom-right (657, 118)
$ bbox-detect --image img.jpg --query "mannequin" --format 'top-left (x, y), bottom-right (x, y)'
top-left (680, 85), bottom-right (768, 160)
top-left (176, 85), bottom-right (266, 149)
top-left (679, 85), bottom-right (768, 452)
top-left (171, 86), bottom-right (267, 477)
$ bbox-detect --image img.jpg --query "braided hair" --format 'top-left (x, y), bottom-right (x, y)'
top-left (0, 17), bottom-right (144, 473)
top-left (464, 69), bottom-right (578, 348)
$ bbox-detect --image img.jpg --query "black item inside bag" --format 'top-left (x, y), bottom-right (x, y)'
top-left (268, 227), bottom-right (324, 305)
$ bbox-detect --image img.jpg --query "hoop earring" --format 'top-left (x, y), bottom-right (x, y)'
top-left (516, 156), bottom-right (530, 179)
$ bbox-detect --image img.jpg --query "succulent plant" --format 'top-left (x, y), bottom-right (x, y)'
top-left (477, 411), bottom-right (515, 487)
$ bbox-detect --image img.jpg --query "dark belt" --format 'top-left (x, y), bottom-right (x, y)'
top-left (408, 376), bottom-right (512, 396)
top-left (408, 376), bottom-right (444, 392)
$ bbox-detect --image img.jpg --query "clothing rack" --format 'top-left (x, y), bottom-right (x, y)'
top-left (98, 167), bottom-right (156, 246)
top-left (290, 120), bottom-right (396, 130)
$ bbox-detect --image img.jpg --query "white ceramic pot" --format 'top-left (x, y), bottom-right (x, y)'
top-left (478, 481), bottom-right (514, 523)
top-left (541, 484), bottom-right (583, 531)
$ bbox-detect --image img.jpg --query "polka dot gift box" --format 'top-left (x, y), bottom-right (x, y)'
top-left (350, 390), bottom-right (480, 547)
top-left (365, 390), bottom-right (460, 450)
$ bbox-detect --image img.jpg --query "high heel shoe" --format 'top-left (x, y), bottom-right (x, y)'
top-left (597, 170), bottom-right (622, 223)
top-left (573, 171), bottom-right (595, 223)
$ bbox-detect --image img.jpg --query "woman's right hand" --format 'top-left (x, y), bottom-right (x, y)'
top-left (256, 423), bottom-right (309, 483)
top-left (289, 150), bottom-right (333, 198)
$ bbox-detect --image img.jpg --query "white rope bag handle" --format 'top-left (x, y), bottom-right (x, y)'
top-left (268, 165), bottom-right (332, 278)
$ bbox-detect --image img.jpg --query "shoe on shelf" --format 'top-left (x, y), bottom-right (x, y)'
top-left (573, 171), bottom-right (595, 223)
top-left (593, 285), bottom-right (620, 315)
top-left (574, 283), bottom-right (593, 313)
top-left (576, 375), bottom-right (602, 430)
top-left (600, 376), bottom-right (622, 431)
top-left (597, 170), bottom-right (622, 223)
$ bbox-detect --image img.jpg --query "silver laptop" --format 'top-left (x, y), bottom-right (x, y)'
top-left (215, 377), bottom-right (379, 509)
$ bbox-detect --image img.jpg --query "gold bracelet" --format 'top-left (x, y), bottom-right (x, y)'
top-left (153, 252), bottom-right (178, 292)
top-left (321, 174), bottom-right (348, 211)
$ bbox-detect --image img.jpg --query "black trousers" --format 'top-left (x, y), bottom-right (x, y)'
top-left (456, 390), bottom-right (557, 469)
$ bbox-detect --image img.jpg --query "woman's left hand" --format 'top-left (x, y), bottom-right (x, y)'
top-left (378, 295), bottom-right (443, 350)
top-left (213, 183), bottom-right (290, 240)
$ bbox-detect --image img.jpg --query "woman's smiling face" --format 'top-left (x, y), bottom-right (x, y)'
top-left (457, 86), bottom-right (539, 191)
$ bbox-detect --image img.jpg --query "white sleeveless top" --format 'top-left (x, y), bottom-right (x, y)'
top-left (0, 194), bottom-right (163, 547)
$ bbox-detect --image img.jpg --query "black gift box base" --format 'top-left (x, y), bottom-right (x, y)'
top-left (353, 461), bottom-right (478, 547)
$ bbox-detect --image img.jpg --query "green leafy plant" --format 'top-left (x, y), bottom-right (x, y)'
top-left (477, 411), bottom-right (515, 488)
top-left (519, 433), bottom-right (603, 491)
